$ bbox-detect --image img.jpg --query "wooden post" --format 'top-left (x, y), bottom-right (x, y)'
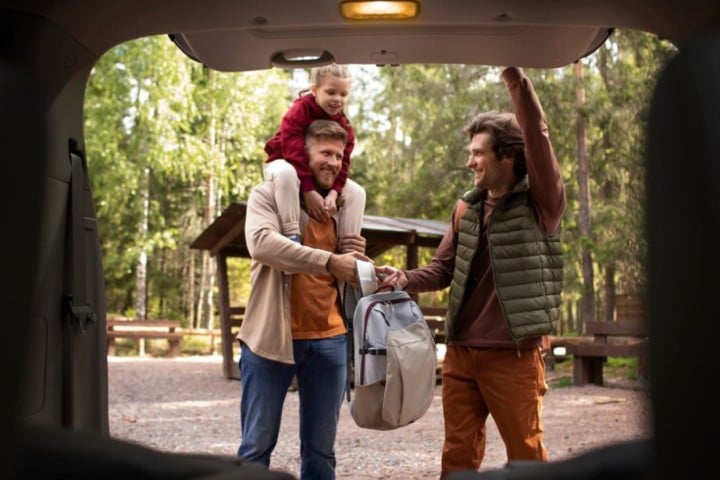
top-left (215, 252), bottom-right (239, 379)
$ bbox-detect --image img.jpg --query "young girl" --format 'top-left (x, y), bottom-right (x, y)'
top-left (264, 63), bottom-right (365, 244)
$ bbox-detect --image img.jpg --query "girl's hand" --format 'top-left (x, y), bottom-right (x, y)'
top-left (304, 190), bottom-right (328, 221)
top-left (324, 190), bottom-right (339, 216)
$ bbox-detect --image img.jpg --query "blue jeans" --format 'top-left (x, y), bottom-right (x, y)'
top-left (237, 334), bottom-right (348, 480)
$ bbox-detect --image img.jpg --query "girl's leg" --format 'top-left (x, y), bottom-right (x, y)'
top-left (264, 160), bottom-right (301, 239)
top-left (336, 179), bottom-right (366, 238)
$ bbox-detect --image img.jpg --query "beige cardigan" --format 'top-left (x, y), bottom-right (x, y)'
top-left (237, 181), bottom-right (338, 364)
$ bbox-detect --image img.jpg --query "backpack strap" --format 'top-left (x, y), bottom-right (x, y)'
top-left (341, 282), bottom-right (362, 402)
top-left (453, 198), bottom-right (468, 233)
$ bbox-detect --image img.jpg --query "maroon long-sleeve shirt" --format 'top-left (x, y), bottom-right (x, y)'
top-left (265, 93), bottom-right (355, 194)
top-left (405, 67), bottom-right (566, 350)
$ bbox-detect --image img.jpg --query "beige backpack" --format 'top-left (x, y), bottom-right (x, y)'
top-left (344, 289), bottom-right (437, 430)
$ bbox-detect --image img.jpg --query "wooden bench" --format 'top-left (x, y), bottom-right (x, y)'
top-left (106, 318), bottom-right (183, 357)
top-left (180, 328), bottom-right (222, 355)
top-left (551, 319), bottom-right (649, 386)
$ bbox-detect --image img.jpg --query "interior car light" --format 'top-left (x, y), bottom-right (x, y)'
top-left (340, 1), bottom-right (420, 20)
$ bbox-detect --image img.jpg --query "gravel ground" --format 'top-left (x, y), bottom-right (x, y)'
top-left (108, 355), bottom-right (653, 479)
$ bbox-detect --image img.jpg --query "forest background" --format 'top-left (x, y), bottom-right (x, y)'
top-left (84, 29), bottom-right (675, 333)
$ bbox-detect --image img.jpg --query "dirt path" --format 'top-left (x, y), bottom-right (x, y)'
top-left (108, 356), bottom-right (652, 479)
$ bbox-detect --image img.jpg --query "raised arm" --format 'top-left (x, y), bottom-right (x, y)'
top-left (502, 67), bottom-right (566, 233)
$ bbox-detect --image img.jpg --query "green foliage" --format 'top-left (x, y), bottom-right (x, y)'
top-left (550, 356), bottom-right (640, 386)
top-left (110, 338), bottom-right (177, 357)
top-left (549, 376), bottom-right (574, 389)
top-left (86, 30), bottom-right (670, 327)
top-left (86, 35), bottom-right (289, 322)
top-left (352, 64), bottom-right (501, 219)
top-left (180, 336), bottom-right (215, 356)
top-left (606, 356), bottom-right (639, 376)
top-left (227, 257), bottom-right (253, 307)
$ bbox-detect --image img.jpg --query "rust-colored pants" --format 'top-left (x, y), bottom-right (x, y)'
top-left (440, 345), bottom-right (548, 479)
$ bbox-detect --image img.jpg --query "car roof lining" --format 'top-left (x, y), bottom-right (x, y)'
top-left (170, 25), bottom-right (615, 71)
top-left (4, 1), bottom-right (720, 71)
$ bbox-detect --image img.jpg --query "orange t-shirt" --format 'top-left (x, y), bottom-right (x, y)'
top-left (290, 217), bottom-right (346, 339)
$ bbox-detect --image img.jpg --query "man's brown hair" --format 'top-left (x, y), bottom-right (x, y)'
top-left (305, 119), bottom-right (348, 146)
top-left (463, 112), bottom-right (527, 179)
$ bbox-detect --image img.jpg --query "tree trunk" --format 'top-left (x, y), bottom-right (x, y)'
top-left (135, 166), bottom-right (150, 320)
top-left (598, 43), bottom-right (618, 324)
top-left (574, 61), bottom-right (596, 330)
top-left (603, 261), bottom-right (616, 322)
top-left (565, 299), bottom-right (575, 333)
top-left (186, 249), bottom-right (196, 326)
top-left (196, 69), bottom-right (219, 330)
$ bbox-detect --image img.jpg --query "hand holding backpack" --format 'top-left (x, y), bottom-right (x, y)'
top-left (342, 262), bottom-right (437, 430)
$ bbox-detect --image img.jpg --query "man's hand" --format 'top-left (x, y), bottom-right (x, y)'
top-left (375, 265), bottom-right (409, 292)
top-left (338, 233), bottom-right (366, 254)
top-left (304, 190), bottom-right (328, 221)
top-left (326, 251), bottom-right (370, 285)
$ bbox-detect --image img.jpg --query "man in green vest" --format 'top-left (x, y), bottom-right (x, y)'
top-left (376, 66), bottom-right (566, 479)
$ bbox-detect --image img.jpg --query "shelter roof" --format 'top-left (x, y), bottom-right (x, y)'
top-left (190, 202), bottom-right (448, 258)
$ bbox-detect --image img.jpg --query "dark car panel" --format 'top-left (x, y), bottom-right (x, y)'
top-left (1, 1), bottom-right (719, 478)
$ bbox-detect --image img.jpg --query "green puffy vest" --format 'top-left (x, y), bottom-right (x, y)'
top-left (446, 179), bottom-right (563, 344)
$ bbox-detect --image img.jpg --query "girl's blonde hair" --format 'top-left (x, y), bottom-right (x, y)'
top-left (299, 64), bottom-right (351, 95)
top-left (310, 63), bottom-right (351, 86)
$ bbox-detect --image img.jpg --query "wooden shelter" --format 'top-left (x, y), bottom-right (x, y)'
top-left (190, 201), bottom-right (448, 379)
